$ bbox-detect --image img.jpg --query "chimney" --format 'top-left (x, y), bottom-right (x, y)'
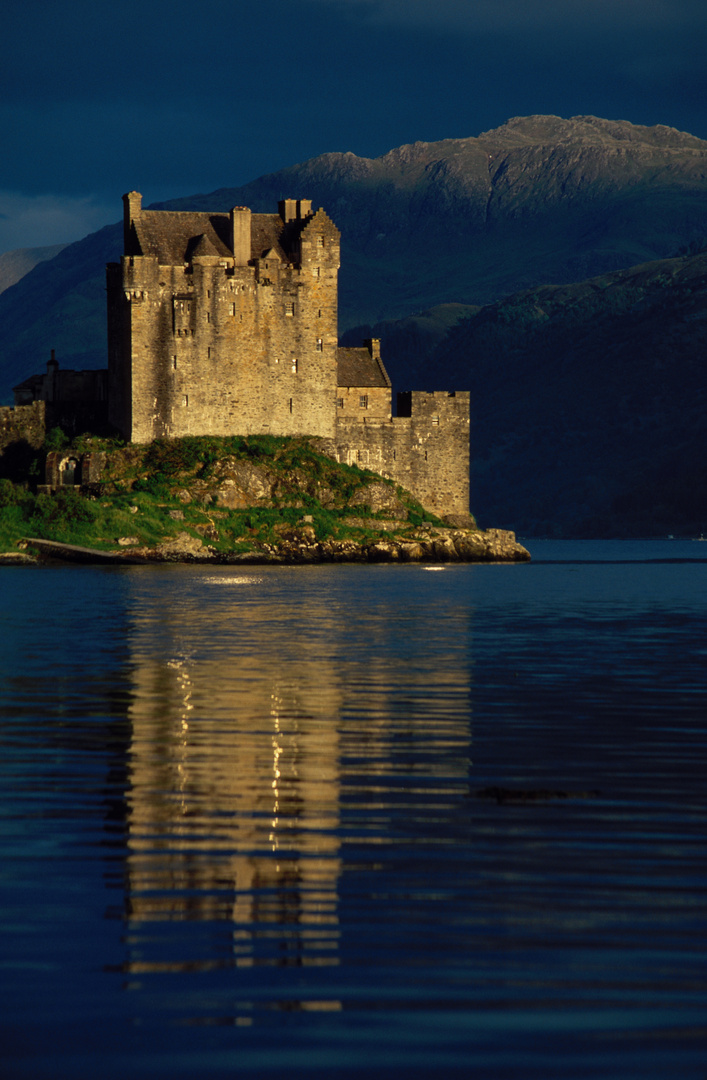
top-left (365, 338), bottom-right (381, 360)
top-left (230, 206), bottom-right (252, 266)
top-left (122, 191), bottom-right (142, 253)
top-left (279, 199), bottom-right (298, 223)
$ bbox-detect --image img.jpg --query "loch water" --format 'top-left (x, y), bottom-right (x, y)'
top-left (1, 540), bottom-right (706, 1079)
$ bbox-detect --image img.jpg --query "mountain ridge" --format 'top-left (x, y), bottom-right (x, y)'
top-left (2, 112), bottom-right (707, 410)
top-left (0, 244), bottom-right (68, 296)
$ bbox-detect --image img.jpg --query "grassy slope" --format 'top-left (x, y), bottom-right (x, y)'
top-left (0, 434), bottom-right (451, 554)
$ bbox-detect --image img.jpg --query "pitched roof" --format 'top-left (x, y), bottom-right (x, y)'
top-left (337, 347), bottom-right (392, 388)
top-left (13, 373), bottom-right (44, 394)
top-left (134, 212), bottom-right (232, 262)
top-left (131, 211), bottom-right (298, 266)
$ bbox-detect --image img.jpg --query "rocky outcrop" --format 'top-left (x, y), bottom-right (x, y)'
top-left (129, 526), bottom-right (528, 565)
top-left (15, 526), bottom-right (529, 566)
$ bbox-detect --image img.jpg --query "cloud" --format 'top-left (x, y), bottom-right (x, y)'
top-left (0, 191), bottom-right (115, 256)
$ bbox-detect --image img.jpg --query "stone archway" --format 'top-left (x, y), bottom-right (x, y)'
top-left (60, 456), bottom-right (80, 486)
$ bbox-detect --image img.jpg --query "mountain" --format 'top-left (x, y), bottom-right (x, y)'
top-left (2, 114), bottom-right (707, 402)
top-left (340, 303), bottom-right (480, 383)
top-left (423, 246), bottom-right (707, 538)
top-left (0, 244), bottom-right (67, 295)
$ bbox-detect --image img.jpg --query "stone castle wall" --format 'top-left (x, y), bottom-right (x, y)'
top-left (0, 401), bottom-right (46, 455)
top-left (331, 391), bottom-right (470, 517)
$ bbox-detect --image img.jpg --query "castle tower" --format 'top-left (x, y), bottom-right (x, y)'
top-left (107, 195), bottom-right (340, 442)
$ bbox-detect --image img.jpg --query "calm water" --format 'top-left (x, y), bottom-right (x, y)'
top-left (1, 541), bottom-right (706, 1078)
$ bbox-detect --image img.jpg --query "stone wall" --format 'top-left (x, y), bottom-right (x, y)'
top-left (332, 391), bottom-right (470, 517)
top-left (0, 401), bottom-right (46, 454)
top-left (43, 449), bottom-right (107, 491)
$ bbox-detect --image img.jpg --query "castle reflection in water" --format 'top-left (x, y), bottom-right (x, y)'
top-left (120, 568), bottom-right (473, 981)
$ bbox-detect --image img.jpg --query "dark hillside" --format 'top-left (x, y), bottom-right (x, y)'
top-left (0, 244), bottom-right (67, 295)
top-left (428, 248), bottom-right (707, 537)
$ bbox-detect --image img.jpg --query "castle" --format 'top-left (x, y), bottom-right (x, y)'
top-left (7, 193), bottom-right (470, 516)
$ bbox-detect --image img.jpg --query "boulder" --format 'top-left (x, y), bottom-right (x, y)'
top-left (155, 531), bottom-right (208, 560)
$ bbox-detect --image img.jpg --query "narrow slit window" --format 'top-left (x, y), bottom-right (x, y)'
top-left (431, 413), bottom-right (440, 425)
top-left (337, 397), bottom-right (344, 409)
top-left (289, 398), bottom-right (293, 413)
top-left (316, 338), bottom-right (323, 352)
top-left (291, 358), bottom-right (298, 373)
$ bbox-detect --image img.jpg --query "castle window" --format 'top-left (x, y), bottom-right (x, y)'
top-left (432, 414), bottom-right (440, 425)
top-left (316, 338), bottom-right (323, 352)
top-left (230, 303), bottom-right (236, 315)
top-left (207, 347), bottom-right (211, 359)
top-left (206, 312), bottom-right (210, 323)
top-left (184, 395), bottom-right (189, 407)
top-left (316, 236), bottom-right (324, 249)
top-left (317, 309), bottom-right (322, 318)
top-left (286, 301), bottom-right (295, 316)
top-left (424, 450), bottom-right (428, 461)
top-left (289, 398), bottom-right (293, 413)
top-left (360, 395), bottom-right (368, 409)
top-left (337, 397), bottom-right (344, 409)
top-left (313, 267), bottom-right (320, 279)
top-left (172, 356), bottom-right (177, 370)
top-left (291, 358), bottom-right (298, 373)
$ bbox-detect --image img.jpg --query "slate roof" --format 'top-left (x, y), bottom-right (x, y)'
top-left (131, 211), bottom-right (296, 265)
top-left (187, 232), bottom-right (221, 260)
top-left (13, 373), bottom-right (44, 394)
top-left (337, 347), bottom-right (392, 388)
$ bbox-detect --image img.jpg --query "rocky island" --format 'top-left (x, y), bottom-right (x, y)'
top-left (0, 435), bottom-right (529, 565)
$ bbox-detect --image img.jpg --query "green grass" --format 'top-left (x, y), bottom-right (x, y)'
top-left (0, 434), bottom-right (456, 555)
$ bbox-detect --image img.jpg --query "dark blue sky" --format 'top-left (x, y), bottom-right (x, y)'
top-left (2, 0), bottom-right (706, 253)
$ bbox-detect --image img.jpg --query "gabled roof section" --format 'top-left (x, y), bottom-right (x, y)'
top-left (134, 211), bottom-right (232, 263)
top-left (187, 232), bottom-right (221, 260)
top-left (301, 207), bottom-right (340, 240)
top-left (337, 347), bottom-right (392, 389)
top-left (130, 210), bottom-right (302, 266)
top-left (250, 215), bottom-right (289, 262)
top-left (13, 372), bottom-right (44, 394)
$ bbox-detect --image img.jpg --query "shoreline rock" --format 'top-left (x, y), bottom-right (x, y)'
top-left (11, 528), bottom-right (530, 566)
top-left (9, 529), bottom-right (531, 570)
